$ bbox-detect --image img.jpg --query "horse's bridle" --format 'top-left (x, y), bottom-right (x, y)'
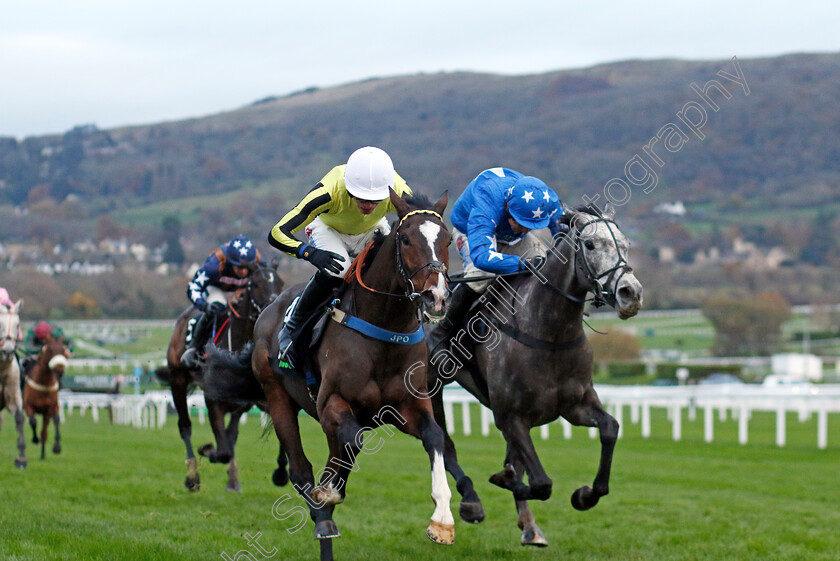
top-left (543, 215), bottom-right (633, 308)
top-left (358, 209), bottom-right (448, 303)
top-left (230, 266), bottom-right (276, 322)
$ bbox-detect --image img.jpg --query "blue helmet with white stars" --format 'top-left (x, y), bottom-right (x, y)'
top-left (225, 235), bottom-right (260, 267)
top-left (506, 176), bottom-right (555, 230)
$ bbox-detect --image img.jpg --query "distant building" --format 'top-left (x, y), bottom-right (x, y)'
top-left (654, 201), bottom-right (686, 216)
top-left (771, 353), bottom-right (823, 381)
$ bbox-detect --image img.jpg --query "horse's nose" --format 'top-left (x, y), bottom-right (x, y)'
top-left (616, 275), bottom-right (643, 319)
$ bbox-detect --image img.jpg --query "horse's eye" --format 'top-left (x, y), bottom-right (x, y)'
top-left (401, 235), bottom-right (410, 246)
top-left (584, 240), bottom-right (596, 250)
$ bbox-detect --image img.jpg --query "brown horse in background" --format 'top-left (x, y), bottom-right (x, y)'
top-left (155, 262), bottom-right (284, 492)
top-left (206, 191), bottom-right (453, 561)
top-left (22, 334), bottom-right (69, 460)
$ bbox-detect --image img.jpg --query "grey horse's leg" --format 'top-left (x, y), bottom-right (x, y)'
top-left (565, 389), bottom-right (618, 511)
top-left (509, 451), bottom-right (548, 546)
top-left (491, 412), bottom-right (553, 502)
top-left (14, 409), bottom-right (27, 468)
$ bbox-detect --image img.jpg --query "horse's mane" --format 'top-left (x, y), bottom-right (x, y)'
top-left (573, 204), bottom-right (603, 217)
top-left (560, 203), bottom-right (604, 226)
top-left (402, 193), bottom-right (436, 210)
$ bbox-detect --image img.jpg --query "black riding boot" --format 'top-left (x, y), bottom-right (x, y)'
top-left (180, 311), bottom-right (215, 368)
top-left (278, 272), bottom-right (341, 368)
top-left (428, 283), bottom-right (481, 354)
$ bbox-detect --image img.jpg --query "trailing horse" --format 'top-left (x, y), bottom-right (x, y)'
top-left (155, 262), bottom-right (283, 492)
top-left (205, 191), bottom-right (453, 561)
top-left (22, 333), bottom-right (69, 461)
top-left (0, 300), bottom-right (27, 468)
top-left (428, 203), bottom-right (644, 546)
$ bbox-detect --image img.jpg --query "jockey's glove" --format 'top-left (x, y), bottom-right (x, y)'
top-left (207, 301), bottom-right (227, 316)
top-left (520, 255), bottom-right (546, 272)
top-left (301, 246), bottom-right (345, 275)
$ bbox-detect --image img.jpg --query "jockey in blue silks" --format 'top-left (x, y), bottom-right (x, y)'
top-left (429, 167), bottom-right (565, 350)
top-left (180, 235), bottom-right (260, 368)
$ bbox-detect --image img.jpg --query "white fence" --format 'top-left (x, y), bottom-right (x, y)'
top-left (59, 390), bottom-right (209, 429)
top-left (441, 384), bottom-right (840, 450)
top-left (59, 385), bottom-right (840, 449)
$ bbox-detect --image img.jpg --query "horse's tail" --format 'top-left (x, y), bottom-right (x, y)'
top-left (154, 365), bottom-right (172, 385)
top-left (203, 342), bottom-right (264, 404)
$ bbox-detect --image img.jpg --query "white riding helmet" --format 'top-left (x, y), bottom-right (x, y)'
top-left (343, 146), bottom-right (395, 201)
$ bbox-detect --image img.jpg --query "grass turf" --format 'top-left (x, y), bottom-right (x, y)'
top-left (0, 407), bottom-right (838, 561)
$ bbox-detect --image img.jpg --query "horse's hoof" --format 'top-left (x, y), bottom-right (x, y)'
top-left (226, 481), bottom-right (242, 493)
top-left (184, 476), bottom-right (201, 492)
top-left (426, 520), bottom-right (455, 545)
top-left (53, 444), bottom-right (62, 454)
top-left (312, 485), bottom-right (343, 506)
top-left (489, 464), bottom-right (516, 490)
top-left (459, 501), bottom-right (485, 524)
top-left (272, 467), bottom-right (289, 487)
top-left (521, 526), bottom-right (548, 547)
top-left (314, 520), bottom-right (340, 539)
top-left (197, 444), bottom-right (214, 458)
top-left (32, 437), bottom-right (39, 444)
top-left (14, 458), bottom-right (27, 469)
top-left (571, 486), bottom-right (599, 511)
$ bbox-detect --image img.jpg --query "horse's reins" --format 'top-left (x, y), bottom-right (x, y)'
top-left (346, 209), bottom-right (448, 303)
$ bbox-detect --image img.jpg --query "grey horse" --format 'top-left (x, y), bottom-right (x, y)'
top-left (426, 203), bottom-right (644, 546)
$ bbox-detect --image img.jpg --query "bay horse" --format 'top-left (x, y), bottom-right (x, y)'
top-left (22, 332), bottom-right (69, 460)
top-left (428, 203), bottom-right (644, 546)
top-left (0, 300), bottom-right (27, 468)
top-left (205, 191), bottom-right (453, 560)
top-left (155, 261), bottom-right (283, 492)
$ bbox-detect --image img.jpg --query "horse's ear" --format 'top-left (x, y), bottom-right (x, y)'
top-left (603, 203), bottom-right (616, 219)
top-left (14, 299), bottom-right (23, 313)
top-left (432, 190), bottom-right (448, 216)
top-left (389, 188), bottom-right (410, 218)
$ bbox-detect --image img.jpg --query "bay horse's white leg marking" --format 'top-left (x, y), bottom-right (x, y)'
top-left (427, 450), bottom-right (455, 544)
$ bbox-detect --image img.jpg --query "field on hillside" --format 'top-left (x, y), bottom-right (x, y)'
top-left (1, 408), bottom-right (838, 561)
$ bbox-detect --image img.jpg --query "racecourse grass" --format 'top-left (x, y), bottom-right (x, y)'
top-left (0, 407), bottom-right (838, 561)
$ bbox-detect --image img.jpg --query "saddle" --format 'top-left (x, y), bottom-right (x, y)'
top-left (274, 288), bottom-right (346, 395)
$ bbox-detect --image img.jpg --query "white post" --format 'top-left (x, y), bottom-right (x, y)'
top-left (92, 405), bottom-right (99, 423)
top-left (443, 400), bottom-right (455, 434)
top-left (462, 402), bottom-right (472, 436)
top-left (630, 403), bottom-right (640, 424)
top-left (775, 408), bottom-right (786, 447)
top-left (561, 417), bottom-right (572, 439)
top-left (540, 424), bottom-right (549, 440)
top-left (704, 405), bottom-right (714, 443)
top-left (588, 427), bottom-right (597, 439)
top-left (672, 405), bottom-right (682, 442)
top-left (641, 403), bottom-right (651, 438)
top-left (738, 405), bottom-right (749, 445)
top-left (614, 402), bottom-right (623, 439)
top-left (480, 406), bottom-right (492, 436)
top-left (817, 408), bottom-right (828, 450)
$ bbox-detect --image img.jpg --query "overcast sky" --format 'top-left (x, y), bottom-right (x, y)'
top-left (2, 0), bottom-right (838, 138)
